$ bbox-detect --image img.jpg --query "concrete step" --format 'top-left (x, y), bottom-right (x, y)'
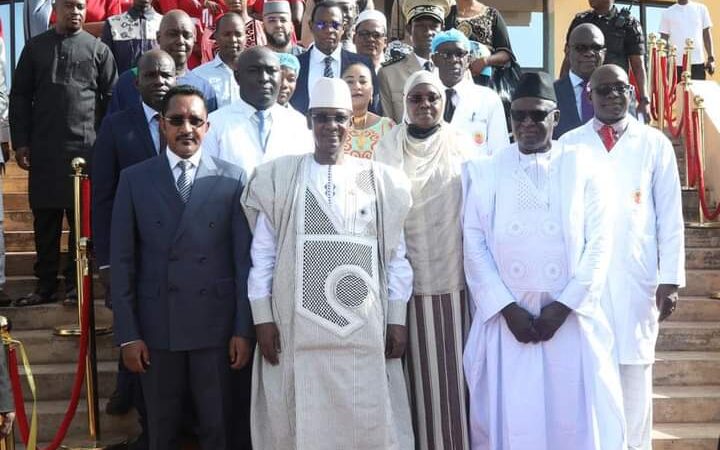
top-left (3, 192), bottom-right (29, 211)
top-left (5, 251), bottom-right (69, 277)
top-left (654, 386), bottom-right (720, 423)
top-left (686, 248), bottom-right (720, 270)
top-left (17, 361), bottom-right (117, 402)
top-left (4, 161), bottom-right (28, 178)
top-left (2, 276), bottom-right (103, 299)
top-left (4, 230), bottom-right (69, 252)
top-left (2, 176), bottom-right (28, 193)
top-left (657, 321), bottom-right (720, 351)
top-left (0, 300), bottom-right (111, 331)
top-left (653, 422), bottom-right (720, 450)
top-left (680, 270), bottom-right (720, 296)
top-left (5, 210), bottom-right (70, 231)
top-left (12, 398), bottom-right (139, 443)
top-left (669, 297), bottom-right (720, 322)
top-left (9, 329), bottom-right (118, 364)
top-left (655, 351), bottom-right (720, 386)
top-left (686, 227), bottom-right (720, 248)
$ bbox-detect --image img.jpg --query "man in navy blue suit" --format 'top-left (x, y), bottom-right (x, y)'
top-left (554, 23), bottom-right (606, 139)
top-left (111, 84), bottom-right (253, 450)
top-left (91, 48), bottom-right (176, 450)
top-left (291, 0), bottom-right (379, 114)
top-left (107, 10), bottom-right (218, 115)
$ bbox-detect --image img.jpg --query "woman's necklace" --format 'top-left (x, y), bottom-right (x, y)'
top-left (353, 113), bottom-right (369, 149)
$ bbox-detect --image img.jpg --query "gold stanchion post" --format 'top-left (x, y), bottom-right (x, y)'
top-left (685, 96), bottom-right (720, 229)
top-left (0, 317), bottom-right (14, 450)
top-left (657, 38), bottom-right (667, 131)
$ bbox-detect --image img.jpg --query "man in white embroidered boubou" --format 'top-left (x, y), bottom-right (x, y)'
top-left (242, 77), bottom-right (415, 450)
top-left (463, 71), bottom-right (626, 450)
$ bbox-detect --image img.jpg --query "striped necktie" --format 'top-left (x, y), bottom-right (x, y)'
top-left (323, 55), bottom-right (334, 78)
top-left (176, 160), bottom-right (192, 203)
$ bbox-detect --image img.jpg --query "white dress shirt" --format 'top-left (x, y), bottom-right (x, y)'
top-left (308, 45), bottom-right (343, 102)
top-left (192, 53), bottom-right (241, 108)
top-left (569, 71), bottom-right (587, 120)
top-left (141, 101), bottom-right (162, 153)
top-left (166, 148), bottom-right (201, 185)
top-left (248, 159), bottom-right (414, 305)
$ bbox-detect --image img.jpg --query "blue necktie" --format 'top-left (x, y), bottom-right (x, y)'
top-left (255, 110), bottom-right (269, 151)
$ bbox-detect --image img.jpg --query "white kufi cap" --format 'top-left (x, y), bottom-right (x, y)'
top-left (309, 77), bottom-right (353, 110)
top-left (356, 9), bottom-right (387, 30)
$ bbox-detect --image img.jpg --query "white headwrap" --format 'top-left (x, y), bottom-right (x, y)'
top-left (402, 70), bottom-right (446, 124)
top-left (309, 77), bottom-right (353, 110)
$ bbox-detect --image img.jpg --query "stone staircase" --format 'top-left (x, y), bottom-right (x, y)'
top-left (0, 134), bottom-right (720, 449)
top-left (0, 161), bottom-right (138, 447)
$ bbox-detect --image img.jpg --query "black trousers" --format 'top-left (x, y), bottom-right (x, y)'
top-left (32, 208), bottom-right (76, 295)
top-left (677, 63), bottom-right (707, 81)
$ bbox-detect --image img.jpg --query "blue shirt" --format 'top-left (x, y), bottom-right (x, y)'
top-left (107, 68), bottom-right (219, 115)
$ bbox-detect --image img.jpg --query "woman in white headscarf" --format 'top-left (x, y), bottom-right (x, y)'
top-left (374, 70), bottom-right (473, 450)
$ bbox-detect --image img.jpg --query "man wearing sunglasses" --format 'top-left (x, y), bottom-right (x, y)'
top-left (292, 0), bottom-right (378, 114)
top-left (430, 28), bottom-right (508, 156)
top-left (463, 71), bottom-right (625, 450)
top-left (243, 77), bottom-right (414, 449)
top-left (561, 64), bottom-right (685, 450)
top-left (554, 23), bottom-right (606, 139)
top-left (111, 84), bottom-right (254, 450)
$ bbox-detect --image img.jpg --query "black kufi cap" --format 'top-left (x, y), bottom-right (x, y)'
top-left (511, 71), bottom-right (557, 103)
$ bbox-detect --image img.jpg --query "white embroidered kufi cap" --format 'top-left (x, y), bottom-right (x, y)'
top-left (309, 77), bottom-right (353, 110)
top-left (355, 9), bottom-right (387, 30)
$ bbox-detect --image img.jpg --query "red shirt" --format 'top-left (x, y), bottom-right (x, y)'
top-left (50, 0), bottom-right (132, 24)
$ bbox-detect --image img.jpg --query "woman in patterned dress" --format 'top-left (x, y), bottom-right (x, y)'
top-left (444, 0), bottom-right (513, 85)
top-left (341, 62), bottom-right (394, 159)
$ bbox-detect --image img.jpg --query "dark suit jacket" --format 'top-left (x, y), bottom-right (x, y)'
top-left (291, 48), bottom-right (380, 115)
top-left (554, 76), bottom-right (583, 140)
top-left (92, 101), bottom-right (158, 269)
top-left (110, 153), bottom-right (253, 351)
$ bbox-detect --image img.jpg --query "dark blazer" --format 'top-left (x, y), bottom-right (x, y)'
top-left (110, 153), bottom-right (253, 351)
top-left (554, 76), bottom-right (583, 140)
top-left (291, 48), bottom-right (380, 115)
top-left (91, 101), bottom-right (159, 269)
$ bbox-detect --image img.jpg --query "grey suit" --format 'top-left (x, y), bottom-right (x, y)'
top-left (110, 152), bottom-right (252, 450)
top-left (378, 53), bottom-right (423, 124)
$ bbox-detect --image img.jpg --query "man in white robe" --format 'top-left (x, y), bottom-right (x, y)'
top-left (204, 46), bottom-right (312, 175)
top-left (431, 29), bottom-right (509, 156)
top-left (560, 64), bottom-right (686, 450)
top-left (241, 77), bottom-right (415, 450)
top-left (462, 71), bottom-right (626, 450)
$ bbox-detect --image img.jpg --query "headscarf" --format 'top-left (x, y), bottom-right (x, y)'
top-left (430, 28), bottom-right (470, 53)
top-left (277, 52), bottom-right (300, 74)
top-left (402, 70), bottom-right (446, 126)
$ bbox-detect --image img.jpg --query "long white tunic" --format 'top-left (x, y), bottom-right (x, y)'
top-left (204, 98), bottom-right (313, 175)
top-left (560, 118), bottom-right (686, 364)
top-left (462, 143), bottom-right (626, 450)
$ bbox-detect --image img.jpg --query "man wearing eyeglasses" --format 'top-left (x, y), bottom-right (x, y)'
top-left (463, 71), bottom-right (625, 450)
top-left (353, 9), bottom-right (388, 73)
top-left (430, 29), bottom-right (508, 155)
top-left (560, 64), bottom-right (685, 450)
top-left (554, 23), bottom-right (606, 139)
top-left (111, 84), bottom-right (254, 450)
top-left (243, 77), bottom-right (414, 449)
top-left (292, 0), bottom-right (379, 114)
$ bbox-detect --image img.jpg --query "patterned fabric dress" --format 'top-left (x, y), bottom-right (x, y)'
top-left (344, 116), bottom-right (395, 159)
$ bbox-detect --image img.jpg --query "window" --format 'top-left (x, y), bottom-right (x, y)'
top-left (0, 0), bottom-right (26, 86)
top-left (486, 0), bottom-right (548, 70)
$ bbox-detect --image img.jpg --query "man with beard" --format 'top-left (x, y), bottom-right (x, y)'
top-left (193, 12), bottom-right (246, 108)
top-left (108, 10), bottom-right (218, 114)
top-left (430, 29), bottom-right (507, 155)
top-left (204, 46), bottom-right (312, 174)
top-left (92, 49), bottom-right (177, 450)
top-left (242, 77), bottom-right (414, 450)
top-left (10, 0), bottom-right (117, 307)
top-left (292, 0), bottom-right (378, 114)
top-left (378, 0), bottom-right (444, 123)
top-left (462, 72), bottom-right (626, 450)
top-left (560, 64), bottom-right (685, 450)
top-left (353, 9), bottom-right (387, 72)
top-left (101, 0), bottom-right (163, 73)
top-left (554, 23), bottom-right (606, 139)
top-left (263, 0), bottom-right (304, 56)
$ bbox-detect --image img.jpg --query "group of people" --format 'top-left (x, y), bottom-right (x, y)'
top-left (1, 0), bottom-right (715, 448)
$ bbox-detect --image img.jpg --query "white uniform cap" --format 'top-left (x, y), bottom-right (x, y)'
top-left (355, 9), bottom-right (387, 30)
top-left (309, 77), bottom-right (353, 111)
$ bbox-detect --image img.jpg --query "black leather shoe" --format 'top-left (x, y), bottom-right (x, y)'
top-left (63, 287), bottom-right (78, 306)
top-left (0, 290), bottom-right (12, 307)
top-left (13, 291), bottom-right (58, 307)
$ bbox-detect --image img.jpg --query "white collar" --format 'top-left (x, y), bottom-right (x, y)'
top-left (213, 52), bottom-right (234, 70)
top-left (229, 97), bottom-right (278, 118)
top-left (569, 70), bottom-right (587, 88)
top-left (141, 101), bottom-right (159, 124)
top-left (415, 54), bottom-right (430, 68)
top-left (166, 147), bottom-right (202, 169)
top-left (311, 45), bottom-right (343, 64)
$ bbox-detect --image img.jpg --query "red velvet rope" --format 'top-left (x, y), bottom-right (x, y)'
top-left (7, 347), bottom-right (28, 441)
top-left (689, 110), bottom-right (720, 220)
top-left (651, 47), bottom-right (660, 121)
